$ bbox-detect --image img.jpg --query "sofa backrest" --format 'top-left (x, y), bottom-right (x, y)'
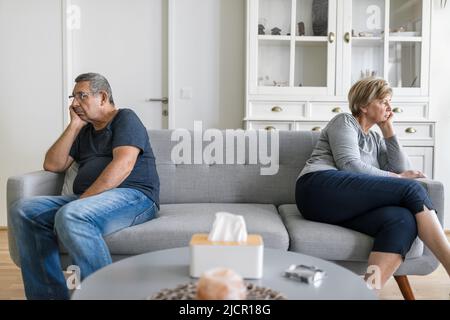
top-left (149, 130), bottom-right (320, 206)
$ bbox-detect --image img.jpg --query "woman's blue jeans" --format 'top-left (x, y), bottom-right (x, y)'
top-left (296, 170), bottom-right (434, 258)
top-left (9, 188), bottom-right (157, 300)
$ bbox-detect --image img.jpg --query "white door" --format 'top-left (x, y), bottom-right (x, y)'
top-left (67, 0), bottom-right (168, 129)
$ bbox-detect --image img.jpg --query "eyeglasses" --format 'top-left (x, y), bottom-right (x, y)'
top-left (69, 91), bottom-right (95, 101)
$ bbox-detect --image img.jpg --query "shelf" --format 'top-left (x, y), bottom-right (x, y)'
top-left (295, 41), bottom-right (327, 48)
top-left (352, 37), bottom-right (384, 47)
top-left (258, 36), bottom-right (291, 47)
top-left (294, 36), bottom-right (328, 42)
top-left (388, 37), bottom-right (422, 42)
top-left (258, 35), bottom-right (291, 41)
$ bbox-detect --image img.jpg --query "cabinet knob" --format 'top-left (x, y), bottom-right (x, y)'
top-left (393, 107), bottom-right (404, 114)
top-left (265, 126), bottom-right (276, 131)
top-left (344, 32), bottom-right (351, 43)
top-left (312, 127), bottom-right (322, 132)
top-left (328, 32), bottom-right (335, 44)
top-left (271, 106), bottom-right (283, 113)
top-left (405, 127), bottom-right (417, 134)
top-left (332, 107), bottom-right (343, 113)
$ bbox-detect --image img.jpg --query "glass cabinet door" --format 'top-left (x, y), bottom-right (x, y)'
top-left (249, 0), bottom-right (337, 95)
top-left (257, 0), bottom-right (291, 88)
top-left (388, 0), bottom-right (423, 90)
top-left (350, 0), bottom-right (385, 84)
top-left (294, 0), bottom-right (331, 89)
top-left (340, 0), bottom-right (429, 96)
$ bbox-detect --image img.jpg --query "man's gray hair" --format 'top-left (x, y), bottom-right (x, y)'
top-left (75, 73), bottom-right (115, 105)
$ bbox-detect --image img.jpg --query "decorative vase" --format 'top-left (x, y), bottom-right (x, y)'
top-left (312, 0), bottom-right (328, 36)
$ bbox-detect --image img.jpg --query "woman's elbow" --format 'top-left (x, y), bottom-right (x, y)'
top-left (338, 160), bottom-right (364, 173)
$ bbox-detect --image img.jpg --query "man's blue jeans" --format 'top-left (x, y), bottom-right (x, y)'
top-left (9, 188), bottom-right (157, 300)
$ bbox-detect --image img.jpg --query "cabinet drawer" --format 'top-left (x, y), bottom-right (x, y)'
top-left (247, 121), bottom-right (295, 131)
top-left (295, 121), bottom-right (328, 132)
top-left (248, 102), bottom-right (306, 119)
top-left (394, 123), bottom-right (434, 140)
top-left (371, 123), bottom-right (434, 141)
top-left (390, 103), bottom-right (428, 120)
top-left (309, 102), bottom-right (350, 120)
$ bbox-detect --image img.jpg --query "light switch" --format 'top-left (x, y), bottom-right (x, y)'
top-left (181, 87), bottom-right (192, 99)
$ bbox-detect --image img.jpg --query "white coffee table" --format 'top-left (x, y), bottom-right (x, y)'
top-left (71, 247), bottom-right (377, 300)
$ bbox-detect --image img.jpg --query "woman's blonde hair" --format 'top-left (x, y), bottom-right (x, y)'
top-left (348, 77), bottom-right (392, 117)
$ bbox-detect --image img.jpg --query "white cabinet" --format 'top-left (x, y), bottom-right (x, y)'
top-left (247, 0), bottom-right (430, 97)
top-left (339, 0), bottom-right (430, 96)
top-left (248, 0), bottom-right (337, 96)
top-left (403, 147), bottom-right (434, 178)
top-left (248, 101), bottom-right (307, 119)
top-left (245, 0), bottom-right (435, 177)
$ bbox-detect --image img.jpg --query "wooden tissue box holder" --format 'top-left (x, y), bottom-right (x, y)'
top-left (189, 234), bottom-right (264, 279)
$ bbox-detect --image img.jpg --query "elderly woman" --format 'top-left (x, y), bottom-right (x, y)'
top-left (295, 77), bottom-right (450, 290)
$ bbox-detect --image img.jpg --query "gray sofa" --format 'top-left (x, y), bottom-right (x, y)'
top-left (7, 130), bottom-right (445, 299)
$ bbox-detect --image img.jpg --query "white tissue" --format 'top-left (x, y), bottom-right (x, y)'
top-left (208, 212), bottom-right (248, 242)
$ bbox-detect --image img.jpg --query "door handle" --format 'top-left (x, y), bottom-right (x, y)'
top-left (147, 97), bottom-right (169, 104)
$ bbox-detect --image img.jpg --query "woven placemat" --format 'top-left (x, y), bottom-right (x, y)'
top-left (147, 282), bottom-right (287, 300)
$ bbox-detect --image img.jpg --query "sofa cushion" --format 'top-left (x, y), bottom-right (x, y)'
top-left (103, 203), bottom-right (290, 255)
top-left (279, 204), bottom-right (424, 262)
top-left (61, 162), bottom-right (79, 196)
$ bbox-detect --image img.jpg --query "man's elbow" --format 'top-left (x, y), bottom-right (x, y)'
top-left (43, 163), bottom-right (56, 172)
top-left (43, 162), bottom-right (64, 173)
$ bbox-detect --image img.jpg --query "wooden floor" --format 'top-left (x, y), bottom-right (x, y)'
top-left (1, 230), bottom-right (448, 300)
top-left (0, 230), bottom-right (26, 299)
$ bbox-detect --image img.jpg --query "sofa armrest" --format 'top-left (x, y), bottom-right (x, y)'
top-left (416, 178), bottom-right (445, 226)
top-left (7, 170), bottom-right (64, 266)
top-left (413, 178), bottom-right (446, 274)
top-left (7, 170), bottom-right (64, 206)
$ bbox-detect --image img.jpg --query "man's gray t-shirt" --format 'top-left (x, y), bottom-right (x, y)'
top-left (69, 108), bottom-right (160, 207)
top-left (299, 113), bottom-right (411, 179)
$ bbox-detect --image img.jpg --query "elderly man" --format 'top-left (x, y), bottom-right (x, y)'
top-left (10, 73), bottom-right (160, 299)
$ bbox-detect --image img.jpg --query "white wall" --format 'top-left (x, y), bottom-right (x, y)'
top-left (0, 0), bottom-right (246, 227)
top-left (0, 0), bottom-right (64, 226)
top-left (171, 0), bottom-right (245, 130)
top-left (429, 0), bottom-right (450, 229)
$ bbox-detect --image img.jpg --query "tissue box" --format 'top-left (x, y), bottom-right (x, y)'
top-left (189, 234), bottom-right (264, 279)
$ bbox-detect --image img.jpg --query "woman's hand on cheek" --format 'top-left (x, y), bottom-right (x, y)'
top-left (377, 111), bottom-right (395, 138)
